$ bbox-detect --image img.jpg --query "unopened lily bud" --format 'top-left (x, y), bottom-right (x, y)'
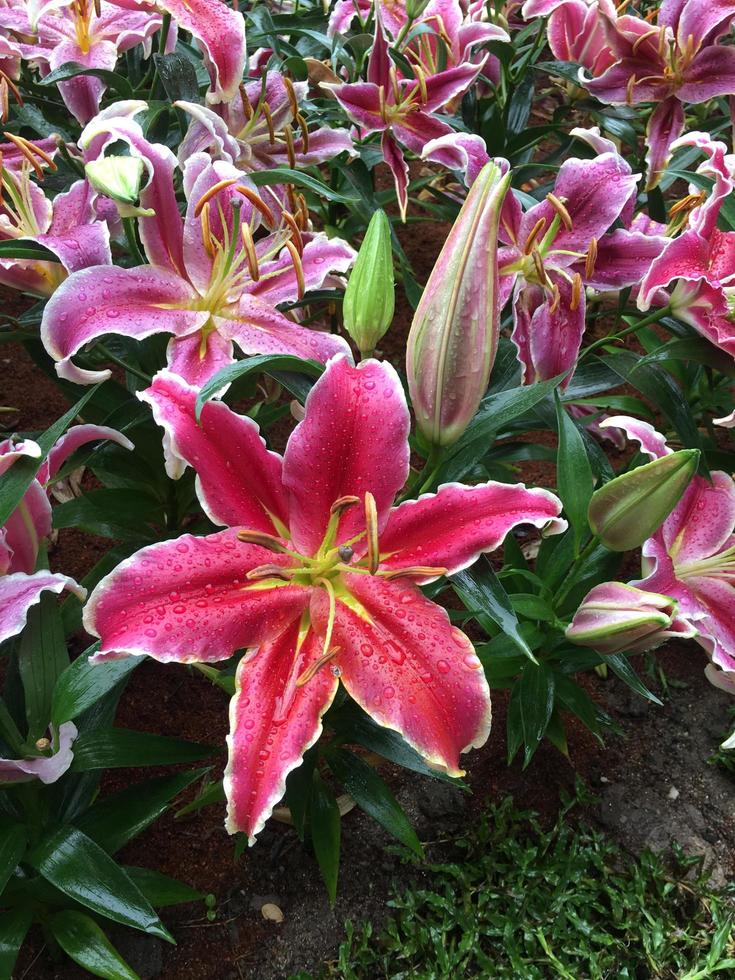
top-left (588, 448), bottom-right (699, 551)
top-left (85, 156), bottom-right (152, 217)
top-left (407, 162), bottom-right (511, 447)
top-left (342, 209), bottom-right (394, 356)
top-left (566, 582), bottom-right (694, 655)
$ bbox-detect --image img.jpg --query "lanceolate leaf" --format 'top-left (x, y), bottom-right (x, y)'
top-left (310, 772), bottom-right (341, 905)
top-left (69, 729), bottom-right (216, 771)
top-left (0, 823), bottom-right (27, 894)
top-left (17, 590), bottom-right (69, 742)
top-left (52, 644), bottom-right (139, 727)
top-left (29, 828), bottom-right (173, 940)
top-left (452, 564), bottom-right (538, 664)
top-left (326, 748), bottom-right (422, 855)
top-left (554, 392), bottom-right (594, 554)
top-left (49, 910), bottom-right (140, 980)
top-left (196, 354), bottom-right (323, 419)
top-left (0, 906), bottom-right (33, 979)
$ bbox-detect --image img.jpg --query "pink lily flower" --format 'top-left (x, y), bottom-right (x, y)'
top-left (638, 132), bottom-right (735, 361)
top-left (0, 722), bottom-right (78, 785)
top-left (497, 129), bottom-right (666, 384)
top-left (176, 71), bottom-right (355, 183)
top-left (0, 424), bottom-right (132, 645)
top-left (522, 0), bottom-right (617, 76)
top-left (0, 149), bottom-right (111, 296)
top-left (578, 0), bottom-right (735, 187)
top-left (84, 357), bottom-right (565, 840)
top-left (325, 15), bottom-right (486, 219)
top-left (600, 414), bottom-right (735, 709)
top-left (41, 106), bottom-right (355, 386)
top-left (0, 0), bottom-right (163, 123)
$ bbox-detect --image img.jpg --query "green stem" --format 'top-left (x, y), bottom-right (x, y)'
top-left (123, 216), bottom-right (146, 266)
top-left (579, 304), bottom-right (672, 363)
top-left (401, 445), bottom-right (444, 500)
top-left (95, 343), bottom-right (152, 385)
top-left (553, 535), bottom-right (599, 608)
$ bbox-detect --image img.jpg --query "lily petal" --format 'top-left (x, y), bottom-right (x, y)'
top-left (511, 277), bottom-right (586, 385)
top-left (379, 481), bottom-right (566, 581)
top-left (0, 571), bottom-right (84, 645)
top-left (140, 370), bottom-right (289, 530)
top-left (85, 530), bottom-right (310, 664)
top-left (314, 574), bottom-right (492, 776)
top-left (224, 622), bottom-right (337, 841)
top-left (282, 355), bottom-right (410, 557)
top-left (41, 265), bottom-right (206, 384)
top-left (222, 299), bottom-right (351, 367)
top-left (0, 723), bottom-right (77, 785)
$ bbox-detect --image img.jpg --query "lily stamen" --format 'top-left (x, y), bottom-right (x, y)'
top-left (365, 491), bottom-right (379, 573)
top-left (523, 217), bottom-right (546, 255)
top-left (585, 237), bottom-right (598, 279)
top-left (282, 211), bottom-right (304, 254)
top-left (282, 124), bottom-right (296, 169)
top-left (284, 239), bottom-right (305, 299)
top-left (245, 563), bottom-right (295, 581)
top-left (193, 178), bottom-right (238, 217)
top-left (295, 112), bottom-right (309, 154)
top-left (381, 566), bottom-right (448, 581)
top-left (240, 222), bottom-right (260, 281)
top-left (546, 193), bottom-right (573, 232)
top-left (284, 76), bottom-right (299, 118)
top-left (262, 101), bottom-right (276, 143)
top-left (570, 272), bottom-right (583, 311)
top-left (234, 184), bottom-right (276, 229)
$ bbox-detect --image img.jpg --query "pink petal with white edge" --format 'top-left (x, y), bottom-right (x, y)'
top-left (283, 355), bottom-right (410, 557)
top-left (155, 0), bottom-right (246, 102)
top-left (39, 424), bottom-right (134, 484)
top-left (579, 229), bottom-right (668, 291)
top-left (41, 265), bottom-right (206, 384)
top-left (224, 622), bottom-right (338, 840)
top-left (221, 299), bottom-right (351, 367)
top-left (325, 82), bottom-right (385, 134)
top-left (599, 415), bottom-right (671, 460)
top-left (382, 131), bottom-right (410, 222)
top-left (661, 470), bottom-right (735, 566)
top-left (421, 133), bottom-right (491, 188)
top-left (140, 370), bottom-right (289, 531)
top-left (0, 723), bottom-right (77, 785)
top-left (314, 575), bottom-right (492, 775)
top-left (379, 481), bottom-right (566, 581)
top-left (85, 530), bottom-right (310, 664)
top-left (645, 97), bottom-right (684, 191)
top-left (511, 278), bottom-right (586, 385)
top-left (0, 438), bottom-right (41, 477)
top-left (0, 571), bottom-right (84, 645)
top-left (49, 38), bottom-right (118, 125)
top-left (165, 330), bottom-right (234, 388)
top-left (246, 234), bottom-right (356, 307)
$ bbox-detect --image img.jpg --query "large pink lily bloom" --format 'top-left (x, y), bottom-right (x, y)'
top-left (638, 132), bottom-right (735, 361)
top-left (577, 0), bottom-right (735, 187)
top-left (498, 128), bottom-right (666, 384)
top-left (325, 15), bottom-right (486, 219)
top-left (0, 163), bottom-right (111, 296)
top-left (41, 105), bottom-right (355, 386)
top-left (0, 424), bottom-right (132, 645)
top-left (84, 357), bottom-right (565, 841)
top-left (0, 721), bottom-right (78, 785)
top-left (0, 0), bottom-right (163, 123)
top-left (601, 415), bottom-right (735, 703)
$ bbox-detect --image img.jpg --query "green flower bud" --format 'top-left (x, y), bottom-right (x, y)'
top-left (588, 448), bottom-right (700, 551)
top-left (342, 209), bottom-right (394, 357)
top-left (85, 156), bottom-right (152, 217)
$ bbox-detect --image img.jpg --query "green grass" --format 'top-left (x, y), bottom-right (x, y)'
top-left (295, 786), bottom-right (735, 979)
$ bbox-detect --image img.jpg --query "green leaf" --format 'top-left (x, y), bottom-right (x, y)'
top-left (49, 910), bottom-right (140, 980)
top-left (152, 52), bottom-right (200, 102)
top-left (606, 654), bottom-right (663, 706)
top-left (124, 867), bottom-right (203, 908)
top-left (0, 905), bottom-right (32, 978)
top-left (196, 354), bottom-right (323, 419)
top-left (437, 375), bottom-right (562, 483)
top-left (70, 728), bottom-right (216, 771)
top-left (53, 489), bottom-right (163, 541)
top-left (17, 589), bottom-right (69, 741)
top-left (285, 749), bottom-right (317, 842)
top-left (0, 384), bottom-right (101, 529)
top-left (29, 828), bottom-right (173, 941)
top-left (515, 663), bottom-right (556, 767)
top-left (327, 701), bottom-right (459, 783)
top-left (327, 748), bottom-right (422, 855)
top-left (0, 823), bottom-right (26, 894)
top-left (76, 770), bottom-right (207, 854)
top-left (310, 772), bottom-right (341, 905)
top-left (0, 238), bottom-right (60, 261)
top-left (555, 392), bottom-right (594, 553)
top-left (452, 564), bottom-right (538, 663)
top-left (250, 167), bottom-right (359, 203)
top-left (52, 645), bottom-right (140, 727)
top-left (39, 61), bottom-right (133, 98)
